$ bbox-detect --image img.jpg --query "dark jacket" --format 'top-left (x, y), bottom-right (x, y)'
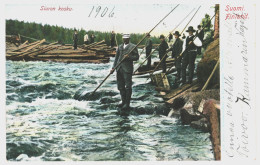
top-left (113, 43), bottom-right (139, 73)
top-left (158, 40), bottom-right (169, 58)
top-left (196, 29), bottom-right (204, 42)
top-left (73, 33), bottom-right (78, 42)
top-left (145, 38), bottom-right (152, 51)
top-left (111, 33), bottom-right (115, 41)
top-left (169, 38), bottom-right (183, 58)
top-left (186, 35), bottom-right (197, 51)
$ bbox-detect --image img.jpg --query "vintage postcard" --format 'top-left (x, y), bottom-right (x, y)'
top-left (0, 0), bottom-right (258, 164)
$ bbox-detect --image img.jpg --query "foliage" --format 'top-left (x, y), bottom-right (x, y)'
top-left (6, 19), bottom-right (161, 45)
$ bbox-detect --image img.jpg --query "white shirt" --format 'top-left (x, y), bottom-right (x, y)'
top-left (123, 43), bottom-right (129, 49)
top-left (84, 34), bottom-right (89, 42)
top-left (182, 35), bottom-right (202, 53)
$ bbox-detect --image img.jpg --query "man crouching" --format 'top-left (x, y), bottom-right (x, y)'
top-left (110, 34), bottom-right (139, 110)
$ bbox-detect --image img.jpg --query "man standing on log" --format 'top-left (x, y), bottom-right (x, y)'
top-left (90, 33), bottom-right (95, 44)
top-left (158, 35), bottom-right (169, 73)
top-left (168, 31), bottom-right (183, 83)
top-left (110, 34), bottom-right (139, 110)
top-left (196, 25), bottom-right (204, 55)
top-left (145, 33), bottom-right (152, 68)
top-left (181, 26), bottom-right (202, 84)
top-left (110, 31), bottom-right (116, 48)
top-left (84, 32), bottom-right (89, 45)
top-left (73, 29), bottom-right (78, 50)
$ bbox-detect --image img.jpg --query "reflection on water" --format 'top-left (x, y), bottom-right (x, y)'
top-left (6, 53), bottom-right (213, 161)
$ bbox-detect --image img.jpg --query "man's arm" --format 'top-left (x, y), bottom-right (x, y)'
top-left (112, 47), bottom-right (120, 68)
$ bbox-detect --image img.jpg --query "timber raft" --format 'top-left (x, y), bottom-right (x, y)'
top-left (6, 37), bottom-right (116, 63)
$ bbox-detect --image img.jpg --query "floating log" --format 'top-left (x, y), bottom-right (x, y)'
top-left (151, 73), bottom-right (170, 90)
top-left (19, 40), bottom-right (28, 48)
top-left (6, 37), bottom-right (113, 63)
top-left (164, 80), bottom-right (198, 100)
top-left (11, 39), bottom-right (43, 52)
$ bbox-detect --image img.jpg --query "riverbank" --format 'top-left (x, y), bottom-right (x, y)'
top-left (154, 38), bottom-right (220, 160)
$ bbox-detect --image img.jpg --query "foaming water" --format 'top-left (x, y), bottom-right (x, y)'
top-left (6, 52), bottom-right (213, 161)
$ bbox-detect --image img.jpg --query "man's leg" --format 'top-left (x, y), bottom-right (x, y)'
top-left (188, 51), bottom-right (197, 83)
top-left (175, 56), bottom-right (182, 82)
top-left (117, 68), bottom-right (126, 107)
top-left (146, 49), bottom-right (151, 68)
top-left (122, 72), bottom-right (132, 109)
top-left (160, 56), bottom-right (166, 73)
top-left (181, 52), bottom-right (188, 84)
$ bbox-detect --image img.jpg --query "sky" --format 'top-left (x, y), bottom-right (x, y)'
top-left (5, 3), bottom-right (215, 36)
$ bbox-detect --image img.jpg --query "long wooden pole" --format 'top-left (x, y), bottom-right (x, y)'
top-left (156, 14), bottom-right (216, 85)
top-left (133, 8), bottom-right (195, 74)
top-left (91, 4), bottom-right (180, 95)
top-left (201, 59), bottom-right (219, 91)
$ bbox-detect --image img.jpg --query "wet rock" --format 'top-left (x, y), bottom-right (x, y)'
top-left (7, 142), bottom-right (45, 160)
top-left (197, 38), bottom-right (219, 89)
top-left (74, 88), bottom-right (117, 101)
top-left (167, 108), bottom-right (180, 118)
top-left (190, 118), bottom-right (210, 132)
top-left (180, 100), bottom-right (202, 125)
top-left (100, 97), bottom-right (117, 104)
top-left (16, 154), bottom-right (29, 161)
top-left (180, 108), bottom-right (202, 125)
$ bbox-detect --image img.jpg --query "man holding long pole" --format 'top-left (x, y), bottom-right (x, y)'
top-left (145, 33), bottom-right (152, 69)
top-left (110, 34), bottom-right (139, 110)
top-left (181, 26), bottom-right (202, 85)
top-left (168, 31), bottom-right (183, 83)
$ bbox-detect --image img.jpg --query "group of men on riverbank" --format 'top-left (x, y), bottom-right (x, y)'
top-left (111, 25), bottom-right (204, 110)
top-left (145, 25), bottom-right (204, 84)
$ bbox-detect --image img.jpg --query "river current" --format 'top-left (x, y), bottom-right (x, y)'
top-left (6, 50), bottom-right (214, 161)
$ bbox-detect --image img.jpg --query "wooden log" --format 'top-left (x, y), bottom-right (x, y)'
top-left (11, 39), bottom-right (42, 52)
top-left (22, 39), bottom-right (46, 52)
top-left (9, 39), bottom-right (46, 57)
top-left (19, 44), bottom-right (60, 59)
top-left (44, 49), bottom-right (88, 55)
top-left (36, 54), bottom-right (103, 58)
top-left (164, 80), bottom-right (198, 100)
top-left (34, 58), bottom-right (110, 63)
top-left (166, 83), bottom-right (200, 105)
top-left (82, 40), bottom-right (105, 49)
top-left (19, 40), bottom-right (28, 48)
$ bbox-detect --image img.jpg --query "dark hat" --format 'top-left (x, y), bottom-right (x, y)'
top-left (173, 31), bottom-right (181, 36)
top-left (147, 33), bottom-right (151, 37)
top-left (159, 34), bottom-right (165, 39)
top-left (186, 26), bottom-right (196, 32)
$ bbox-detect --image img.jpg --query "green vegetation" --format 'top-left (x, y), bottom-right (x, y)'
top-left (200, 13), bottom-right (214, 48)
top-left (6, 19), bottom-right (161, 46)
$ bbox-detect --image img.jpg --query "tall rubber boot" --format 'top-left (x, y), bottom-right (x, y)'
top-left (122, 89), bottom-right (132, 110)
top-left (117, 90), bottom-right (126, 108)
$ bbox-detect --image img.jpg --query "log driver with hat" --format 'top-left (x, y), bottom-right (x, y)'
top-left (110, 34), bottom-right (139, 110)
top-left (168, 31), bottom-right (183, 83)
top-left (181, 26), bottom-right (202, 85)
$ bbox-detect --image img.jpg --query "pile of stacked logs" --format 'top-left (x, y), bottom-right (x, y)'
top-left (6, 39), bottom-right (116, 64)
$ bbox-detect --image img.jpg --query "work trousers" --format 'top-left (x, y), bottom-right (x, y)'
top-left (159, 55), bottom-right (167, 73)
top-left (116, 68), bottom-right (132, 105)
top-left (181, 51), bottom-right (197, 83)
top-left (146, 49), bottom-right (152, 68)
top-left (74, 41), bottom-right (78, 50)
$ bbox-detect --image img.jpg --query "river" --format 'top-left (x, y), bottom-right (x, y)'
top-left (5, 50), bottom-right (214, 161)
